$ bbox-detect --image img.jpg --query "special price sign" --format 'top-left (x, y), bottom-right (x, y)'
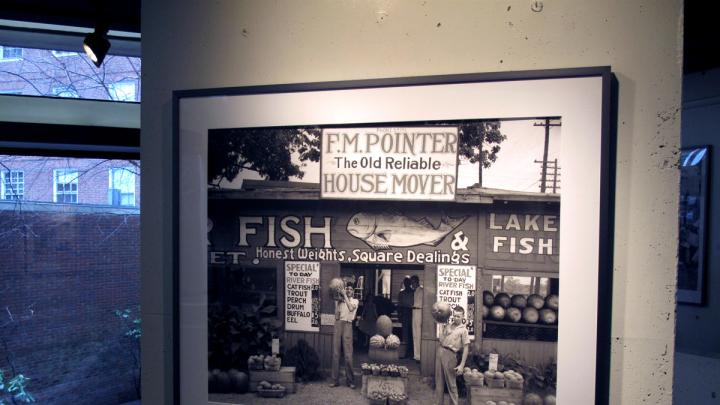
top-left (436, 265), bottom-right (476, 339)
top-left (321, 127), bottom-right (459, 200)
top-left (285, 261), bottom-right (320, 332)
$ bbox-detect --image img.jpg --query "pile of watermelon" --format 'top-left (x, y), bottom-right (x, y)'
top-left (482, 291), bottom-right (559, 325)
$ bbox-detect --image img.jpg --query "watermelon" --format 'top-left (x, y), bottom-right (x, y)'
top-left (376, 315), bottom-right (393, 337)
top-left (228, 369), bottom-right (249, 393)
top-left (505, 307), bottom-right (522, 323)
top-left (385, 334), bottom-right (401, 349)
top-left (510, 294), bottom-right (527, 309)
top-left (482, 305), bottom-right (490, 319)
top-left (539, 308), bottom-right (557, 324)
top-left (523, 393), bottom-right (543, 405)
top-left (209, 369), bottom-right (220, 392)
top-left (215, 370), bottom-right (231, 393)
top-left (431, 301), bottom-right (452, 323)
top-left (494, 292), bottom-right (511, 308)
top-left (545, 294), bottom-right (559, 310)
top-left (370, 334), bottom-right (385, 348)
top-left (522, 307), bottom-right (539, 324)
top-left (544, 394), bottom-right (556, 405)
top-left (329, 278), bottom-right (345, 301)
top-left (527, 294), bottom-right (545, 309)
top-left (490, 305), bottom-right (506, 321)
top-left (483, 290), bottom-right (495, 306)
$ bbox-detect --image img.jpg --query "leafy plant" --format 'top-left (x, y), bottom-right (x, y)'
top-left (115, 307), bottom-right (141, 399)
top-left (283, 340), bottom-right (321, 382)
top-left (0, 370), bottom-right (35, 404)
top-left (208, 298), bottom-right (282, 371)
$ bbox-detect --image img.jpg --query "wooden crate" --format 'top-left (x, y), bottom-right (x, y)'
top-left (368, 347), bottom-right (399, 363)
top-left (362, 375), bottom-right (408, 398)
top-left (468, 386), bottom-right (523, 405)
top-left (249, 366), bottom-right (296, 393)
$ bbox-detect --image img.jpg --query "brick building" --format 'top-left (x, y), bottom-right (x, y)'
top-left (0, 45), bottom-right (140, 101)
top-left (1, 156), bottom-right (140, 207)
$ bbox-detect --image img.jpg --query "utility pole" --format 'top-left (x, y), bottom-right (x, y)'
top-left (533, 118), bottom-right (561, 192)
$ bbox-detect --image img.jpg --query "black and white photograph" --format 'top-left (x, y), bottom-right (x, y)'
top-left (204, 119), bottom-right (561, 405)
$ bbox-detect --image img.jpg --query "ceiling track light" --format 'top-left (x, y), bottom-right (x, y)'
top-left (83, 22), bottom-right (111, 68)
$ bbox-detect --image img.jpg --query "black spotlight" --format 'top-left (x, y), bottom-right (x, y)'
top-left (83, 29), bottom-right (111, 67)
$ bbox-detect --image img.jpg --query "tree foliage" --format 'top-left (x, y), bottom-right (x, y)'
top-left (208, 128), bottom-right (321, 185)
top-left (456, 121), bottom-right (506, 186)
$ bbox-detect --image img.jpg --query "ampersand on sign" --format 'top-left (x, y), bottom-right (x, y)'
top-left (450, 231), bottom-right (469, 251)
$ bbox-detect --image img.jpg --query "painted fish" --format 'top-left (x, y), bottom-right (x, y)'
top-left (346, 211), bottom-right (467, 250)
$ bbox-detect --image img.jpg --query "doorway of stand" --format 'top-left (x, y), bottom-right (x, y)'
top-left (340, 264), bottom-right (424, 374)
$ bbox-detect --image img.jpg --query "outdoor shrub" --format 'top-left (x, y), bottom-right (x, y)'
top-left (284, 339), bottom-right (321, 382)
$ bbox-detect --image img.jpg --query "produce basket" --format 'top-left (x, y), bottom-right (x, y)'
top-left (463, 373), bottom-right (484, 387)
top-left (388, 398), bottom-right (407, 405)
top-left (486, 378), bottom-right (505, 388)
top-left (368, 397), bottom-right (387, 405)
top-left (257, 387), bottom-right (286, 398)
top-left (507, 379), bottom-right (523, 389)
top-left (264, 364), bottom-right (281, 371)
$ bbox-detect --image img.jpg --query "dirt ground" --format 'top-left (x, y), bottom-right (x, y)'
top-left (209, 374), bottom-right (472, 405)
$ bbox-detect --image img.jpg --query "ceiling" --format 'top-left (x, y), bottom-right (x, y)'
top-left (0, 1), bottom-right (718, 74)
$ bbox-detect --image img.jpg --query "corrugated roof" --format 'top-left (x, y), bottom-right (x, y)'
top-left (209, 179), bottom-right (560, 204)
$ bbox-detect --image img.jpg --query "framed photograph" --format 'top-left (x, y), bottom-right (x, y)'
top-left (677, 146), bottom-right (710, 305)
top-left (174, 67), bottom-right (613, 404)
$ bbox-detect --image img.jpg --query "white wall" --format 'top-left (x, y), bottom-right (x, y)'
top-left (141, 1), bottom-right (682, 403)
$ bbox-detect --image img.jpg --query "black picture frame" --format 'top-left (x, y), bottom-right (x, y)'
top-left (173, 67), bottom-right (615, 404)
top-left (677, 145), bottom-right (711, 305)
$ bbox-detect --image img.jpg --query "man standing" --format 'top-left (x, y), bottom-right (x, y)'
top-left (435, 306), bottom-right (469, 405)
top-left (410, 275), bottom-right (423, 361)
top-left (330, 283), bottom-right (359, 389)
top-left (398, 276), bottom-right (414, 358)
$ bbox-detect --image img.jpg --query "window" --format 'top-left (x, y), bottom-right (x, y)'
top-left (0, 46), bottom-right (22, 60)
top-left (109, 167), bottom-right (136, 206)
top-left (108, 81), bottom-right (137, 102)
top-left (1, 170), bottom-right (24, 200)
top-left (0, 45), bottom-right (140, 101)
top-left (52, 86), bottom-right (80, 98)
top-left (51, 50), bottom-right (78, 57)
top-left (53, 169), bottom-right (78, 203)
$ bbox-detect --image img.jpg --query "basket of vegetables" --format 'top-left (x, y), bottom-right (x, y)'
top-left (256, 381), bottom-right (286, 398)
top-left (263, 354), bottom-right (282, 371)
top-left (247, 355), bottom-right (265, 371)
top-left (368, 391), bottom-right (388, 405)
top-left (387, 393), bottom-right (408, 405)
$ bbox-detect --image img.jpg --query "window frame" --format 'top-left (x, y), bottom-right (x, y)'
top-left (0, 45), bottom-right (23, 61)
top-left (108, 166), bottom-right (137, 206)
top-left (1, 169), bottom-right (24, 200)
top-left (53, 168), bottom-right (79, 203)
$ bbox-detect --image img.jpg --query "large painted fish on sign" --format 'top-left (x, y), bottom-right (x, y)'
top-left (346, 211), bottom-right (467, 250)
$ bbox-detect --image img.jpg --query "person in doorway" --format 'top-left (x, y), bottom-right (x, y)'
top-left (435, 306), bottom-right (469, 405)
top-left (410, 275), bottom-right (423, 361)
top-left (398, 276), bottom-right (414, 358)
top-left (330, 283), bottom-right (359, 389)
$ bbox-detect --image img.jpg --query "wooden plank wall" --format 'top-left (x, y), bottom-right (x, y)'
top-left (481, 338), bottom-right (557, 367)
top-left (284, 331), bottom-right (335, 370)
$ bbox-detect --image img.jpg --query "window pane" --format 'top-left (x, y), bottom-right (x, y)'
top-left (0, 154), bottom-right (141, 404)
top-left (0, 45), bottom-right (140, 102)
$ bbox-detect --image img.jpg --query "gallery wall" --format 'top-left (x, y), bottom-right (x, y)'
top-left (141, 1), bottom-right (683, 403)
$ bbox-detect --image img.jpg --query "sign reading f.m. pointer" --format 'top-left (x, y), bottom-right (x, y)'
top-left (321, 127), bottom-right (459, 200)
